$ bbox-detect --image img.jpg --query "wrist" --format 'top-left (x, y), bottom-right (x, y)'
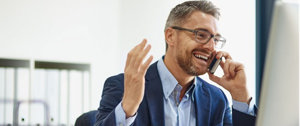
top-left (121, 99), bottom-right (139, 118)
top-left (231, 89), bottom-right (250, 104)
top-left (232, 94), bottom-right (251, 104)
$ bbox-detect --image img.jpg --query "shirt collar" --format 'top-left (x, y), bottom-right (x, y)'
top-left (157, 58), bottom-right (178, 99)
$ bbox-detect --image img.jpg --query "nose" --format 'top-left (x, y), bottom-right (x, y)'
top-left (202, 38), bottom-right (215, 51)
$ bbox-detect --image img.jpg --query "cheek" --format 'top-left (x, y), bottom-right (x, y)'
top-left (179, 40), bottom-right (194, 52)
top-left (176, 44), bottom-right (193, 59)
top-left (175, 35), bottom-right (195, 54)
top-left (176, 41), bottom-right (187, 52)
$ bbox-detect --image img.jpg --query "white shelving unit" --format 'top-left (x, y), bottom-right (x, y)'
top-left (0, 58), bottom-right (91, 126)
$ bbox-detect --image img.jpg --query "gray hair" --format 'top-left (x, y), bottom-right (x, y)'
top-left (164, 0), bottom-right (220, 50)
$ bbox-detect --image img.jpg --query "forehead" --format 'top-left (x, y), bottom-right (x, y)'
top-left (182, 11), bottom-right (219, 34)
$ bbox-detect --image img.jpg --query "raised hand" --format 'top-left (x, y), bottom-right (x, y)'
top-left (122, 39), bottom-right (153, 117)
top-left (208, 51), bottom-right (251, 104)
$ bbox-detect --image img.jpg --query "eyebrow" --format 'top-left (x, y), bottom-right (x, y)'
top-left (194, 28), bottom-right (222, 37)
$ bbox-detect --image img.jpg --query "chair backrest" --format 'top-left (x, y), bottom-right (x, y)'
top-left (75, 110), bottom-right (98, 126)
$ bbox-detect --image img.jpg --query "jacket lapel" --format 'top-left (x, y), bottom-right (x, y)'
top-left (145, 62), bottom-right (165, 126)
top-left (194, 77), bottom-right (211, 126)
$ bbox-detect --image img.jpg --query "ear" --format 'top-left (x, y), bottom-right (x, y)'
top-left (165, 27), bottom-right (176, 48)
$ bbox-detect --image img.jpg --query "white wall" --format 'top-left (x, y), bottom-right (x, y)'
top-left (0, 0), bottom-right (121, 109)
top-left (118, 0), bottom-right (182, 65)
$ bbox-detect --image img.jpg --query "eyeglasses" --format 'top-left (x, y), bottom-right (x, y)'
top-left (171, 26), bottom-right (226, 49)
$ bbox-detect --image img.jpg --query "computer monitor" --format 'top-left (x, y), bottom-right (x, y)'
top-left (256, 1), bottom-right (299, 126)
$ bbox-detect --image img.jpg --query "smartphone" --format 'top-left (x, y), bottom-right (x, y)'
top-left (208, 55), bottom-right (222, 74)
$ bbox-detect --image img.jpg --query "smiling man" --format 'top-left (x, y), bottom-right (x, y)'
top-left (95, 1), bottom-right (256, 126)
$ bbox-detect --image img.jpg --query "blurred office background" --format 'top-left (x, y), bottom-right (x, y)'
top-left (0, 0), bottom-right (294, 125)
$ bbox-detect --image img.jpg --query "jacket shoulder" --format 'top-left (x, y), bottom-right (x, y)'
top-left (197, 77), bottom-right (228, 101)
top-left (102, 74), bottom-right (124, 92)
top-left (104, 73), bottom-right (124, 85)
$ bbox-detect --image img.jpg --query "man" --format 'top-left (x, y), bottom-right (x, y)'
top-left (95, 1), bottom-right (256, 126)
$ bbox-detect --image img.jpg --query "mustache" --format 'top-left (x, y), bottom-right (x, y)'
top-left (192, 49), bottom-right (213, 55)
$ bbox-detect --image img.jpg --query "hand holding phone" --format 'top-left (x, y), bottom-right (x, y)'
top-left (207, 51), bottom-right (250, 104)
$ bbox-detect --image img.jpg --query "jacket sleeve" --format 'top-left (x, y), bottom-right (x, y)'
top-left (219, 89), bottom-right (257, 126)
top-left (232, 106), bottom-right (257, 126)
top-left (94, 74), bottom-right (124, 126)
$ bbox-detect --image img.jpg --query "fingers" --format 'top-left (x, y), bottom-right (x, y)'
top-left (125, 39), bottom-right (147, 70)
top-left (209, 59), bottom-right (244, 90)
top-left (215, 51), bottom-right (232, 60)
top-left (125, 39), bottom-right (147, 67)
top-left (216, 51), bottom-right (233, 78)
top-left (220, 60), bottom-right (229, 78)
top-left (228, 62), bottom-right (236, 77)
top-left (134, 44), bottom-right (151, 68)
top-left (220, 59), bottom-right (244, 78)
top-left (125, 39), bottom-right (152, 74)
top-left (140, 55), bottom-right (153, 75)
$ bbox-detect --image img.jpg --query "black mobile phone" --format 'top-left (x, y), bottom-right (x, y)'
top-left (208, 55), bottom-right (222, 74)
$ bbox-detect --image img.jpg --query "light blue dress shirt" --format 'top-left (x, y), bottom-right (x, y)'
top-left (114, 58), bottom-right (255, 126)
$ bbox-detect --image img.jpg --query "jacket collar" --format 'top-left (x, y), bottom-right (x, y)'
top-left (194, 77), bottom-right (211, 125)
top-left (145, 61), bottom-right (165, 126)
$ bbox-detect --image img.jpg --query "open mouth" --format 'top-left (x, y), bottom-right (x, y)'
top-left (194, 54), bottom-right (209, 61)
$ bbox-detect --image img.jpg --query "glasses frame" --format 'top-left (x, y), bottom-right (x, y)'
top-left (171, 26), bottom-right (226, 49)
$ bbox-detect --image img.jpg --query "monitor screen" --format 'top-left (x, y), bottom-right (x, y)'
top-left (256, 1), bottom-right (299, 126)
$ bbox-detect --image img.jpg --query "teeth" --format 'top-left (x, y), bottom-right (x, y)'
top-left (194, 54), bottom-right (208, 60)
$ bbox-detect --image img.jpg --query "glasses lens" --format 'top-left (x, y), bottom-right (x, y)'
top-left (214, 36), bottom-right (226, 49)
top-left (195, 31), bottom-right (211, 43)
top-left (194, 29), bottom-right (226, 49)
top-left (215, 41), bottom-right (224, 49)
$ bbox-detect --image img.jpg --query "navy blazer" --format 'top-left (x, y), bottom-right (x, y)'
top-left (95, 62), bottom-right (256, 126)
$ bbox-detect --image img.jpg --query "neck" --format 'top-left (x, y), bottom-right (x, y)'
top-left (163, 54), bottom-right (194, 89)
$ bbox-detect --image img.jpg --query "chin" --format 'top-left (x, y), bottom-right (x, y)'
top-left (188, 66), bottom-right (207, 76)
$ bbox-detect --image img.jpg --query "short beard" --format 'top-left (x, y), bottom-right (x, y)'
top-left (177, 53), bottom-right (205, 76)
